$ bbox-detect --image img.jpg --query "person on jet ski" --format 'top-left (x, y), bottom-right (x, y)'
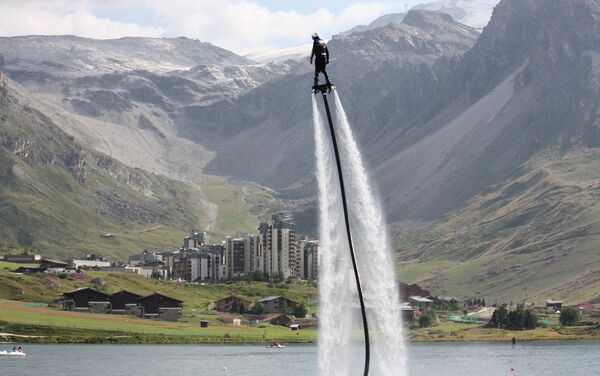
top-left (310, 33), bottom-right (331, 87)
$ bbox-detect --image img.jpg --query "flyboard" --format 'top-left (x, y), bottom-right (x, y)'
top-left (313, 82), bottom-right (371, 376)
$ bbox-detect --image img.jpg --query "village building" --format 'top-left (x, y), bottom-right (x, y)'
top-left (408, 296), bottom-right (434, 310)
top-left (2, 254), bottom-right (42, 263)
top-left (72, 259), bottom-right (111, 269)
top-left (214, 295), bottom-right (252, 313)
top-left (128, 250), bottom-right (163, 266)
top-left (546, 299), bottom-right (563, 313)
top-left (400, 302), bottom-right (416, 324)
top-left (126, 261), bottom-right (168, 280)
top-left (61, 287), bottom-right (111, 312)
top-left (40, 259), bottom-right (70, 269)
top-left (257, 296), bottom-right (299, 314)
top-left (400, 283), bottom-right (431, 302)
top-left (110, 290), bottom-right (143, 314)
top-left (136, 292), bottom-right (183, 321)
top-left (14, 266), bottom-right (47, 274)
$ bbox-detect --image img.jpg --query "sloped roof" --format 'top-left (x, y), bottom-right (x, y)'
top-left (62, 287), bottom-right (111, 297)
top-left (258, 295), bottom-right (282, 303)
top-left (137, 292), bottom-right (183, 303)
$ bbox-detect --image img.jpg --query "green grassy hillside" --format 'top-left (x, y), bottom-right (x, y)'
top-left (0, 261), bottom-right (317, 312)
top-left (395, 148), bottom-right (600, 304)
top-left (0, 76), bottom-right (210, 259)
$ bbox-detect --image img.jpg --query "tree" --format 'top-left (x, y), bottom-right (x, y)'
top-left (418, 310), bottom-right (436, 328)
top-left (293, 304), bottom-right (307, 318)
top-left (559, 307), bottom-right (580, 326)
top-left (250, 304), bottom-right (264, 315)
top-left (508, 305), bottom-right (537, 330)
top-left (489, 305), bottom-right (510, 328)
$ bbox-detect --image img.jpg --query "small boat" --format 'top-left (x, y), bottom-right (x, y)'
top-left (0, 350), bottom-right (26, 356)
top-left (267, 344), bottom-right (286, 349)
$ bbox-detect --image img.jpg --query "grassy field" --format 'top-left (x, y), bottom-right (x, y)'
top-left (200, 180), bottom-right (261, 238)
top-left (0, 299), bottom-right (317, 343)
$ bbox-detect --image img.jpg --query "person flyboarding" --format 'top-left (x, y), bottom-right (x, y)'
top-left (310, 33), bottom-right (333, 92)
top-left (310, 33), bottom-right (370, 376)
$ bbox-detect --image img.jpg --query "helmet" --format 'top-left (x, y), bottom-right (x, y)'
top-left (312, 33), bottom-right (320, 39)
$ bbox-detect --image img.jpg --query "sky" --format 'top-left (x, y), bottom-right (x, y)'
top-left (0, 0), bottom-right (428, 55)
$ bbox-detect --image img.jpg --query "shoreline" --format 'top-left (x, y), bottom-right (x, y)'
top-left (3, 325), bottom-right (599, 345)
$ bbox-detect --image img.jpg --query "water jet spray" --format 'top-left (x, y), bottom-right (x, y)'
top-left (313, 83), bottom-right (371, 376)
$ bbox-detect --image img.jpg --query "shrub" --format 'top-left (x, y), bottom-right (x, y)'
top-left (560, 307), bottom-right (580, 326)
top-left (419, 310), bottom-right (436, 328)
top-left (293, 304), bottom-right (307, 318)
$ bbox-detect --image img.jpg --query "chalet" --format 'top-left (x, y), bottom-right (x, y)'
top-left (257, 296), bottom-right (299, 314)
top-left (61, 287), bottom-right (111, 312)
top-left (214, 295), bottom-right (251, 313)
top-left (546, 299), bottom-right (563, 313)
top-left (408, 296), bottom-right (434, 310)
top-left (136, 292), bottom-right (183, 321)
top-left (110, 290), bottom-right (143, 313)
top-left (40, 259), bottom-right (70, 269)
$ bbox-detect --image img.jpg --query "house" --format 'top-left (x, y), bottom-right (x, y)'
top-left (61, 287), bottom-right (111, 312)
top-left (214, 295), bottom-right (251, 313)
top-left (110, 290), bottom-right (143, 313)
top-left (399, 282), bottom-right (431, 302)
top-left (546, 299), bottom-right (563, 313)
top-left (136, 292), bottom-right (183, 321)
top-left (257, 296), bottom-right (299, 314)
top-left (408, 296), bottom-right (434, 310)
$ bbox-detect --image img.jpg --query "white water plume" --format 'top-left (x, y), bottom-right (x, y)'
top-left (313, 93), bottom-right (406, 376)
top-left (313, 96), bottom-right (355, 375)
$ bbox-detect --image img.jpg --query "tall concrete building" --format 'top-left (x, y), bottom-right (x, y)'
top-left (259, 213), bottom-right (298, 279)
top-left (302, 239), bottom-right (319, 280)
top-left (224, 233), bottom-right (259, 279)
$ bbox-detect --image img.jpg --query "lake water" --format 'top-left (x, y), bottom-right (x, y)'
top-left (1, 341), bottom-right (598, 375)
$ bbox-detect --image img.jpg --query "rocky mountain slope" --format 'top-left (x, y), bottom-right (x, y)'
top-left (0, 36), bottom-right (296, 181)
top-left (0, 73), bottom-right (209, 258)
top-left (197, 10), bottom-right (479, 200)
top-left (392, 0), bottom-right (600, 302)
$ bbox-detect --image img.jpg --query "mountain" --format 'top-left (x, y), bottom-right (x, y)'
top-left (0, 73), bottom-right (209, 258)
top-left (340, 13), bottom-right (407, 36)
top-left (0, 35), bottom-right (296, 182)
top-left (413, 0), bottom-right (499, 29)
top-left (0, 35), bottom-right (253, 76)
top-left (392, 0), bottom-right (600, 302)
top-left (196, 10), bottom-right (479, 200)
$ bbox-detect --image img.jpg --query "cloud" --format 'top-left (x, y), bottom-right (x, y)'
top-left (0, 1), bottom-right (162, 39)
top-left (0, 0), bottom-right (409, 54)
top-left (150, 0), bottom-right (409, 54)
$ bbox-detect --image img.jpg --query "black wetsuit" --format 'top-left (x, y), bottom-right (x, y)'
top-left (311, 39), bottom-right (331, 86)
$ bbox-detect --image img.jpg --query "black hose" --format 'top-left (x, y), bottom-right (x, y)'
top-left (320, 91), bottom-right (370, 376)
